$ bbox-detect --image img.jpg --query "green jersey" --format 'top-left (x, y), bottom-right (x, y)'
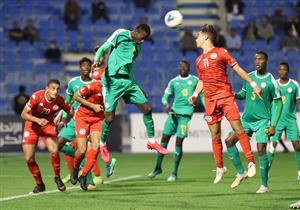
top-left (276, 79), bottom-right (300, 122)
top-left (164, 75), bottom-right (199, 116)
top-left (242, 71), bottom-right (281, 122)
top-left (106, 29), bottom-right (141, 77)
top-left (65, 76), bottom-right (93, 111)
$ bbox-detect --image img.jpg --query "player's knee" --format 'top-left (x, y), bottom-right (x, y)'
top-left (142, 106), bottom-right (152, 115)
top-left (225, 132), bottom-right (237, 147)
top-left (232, 127), bottom-right (244, 136)
top-left (105, 113), bottom-right (115, 124)
top-left (211, 132), bottom-right (221, 140)
top-left (25, 156), bottom-right (35, 162)
top-left (292, 141), bottom-right (300, 151)
top-left (77, 146), bottom-right (87, 156)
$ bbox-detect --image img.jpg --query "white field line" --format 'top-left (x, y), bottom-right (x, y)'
top-left (0, 175), bottom-right (141, 202)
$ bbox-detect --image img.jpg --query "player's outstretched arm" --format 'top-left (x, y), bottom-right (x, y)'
top-left (161, 92), bottom-right (171, 113)
top-left (21, 106), bottom-right (48, 126)
top-left (233, 64), bottom-right (263, 99)
top-left (94, 42), bottom-right (113, 65)
top-left (188, 80), bottom-right (203, 105)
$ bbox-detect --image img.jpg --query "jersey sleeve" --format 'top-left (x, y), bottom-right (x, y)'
top-left (271, 76), bottom-right (281, 99)
top-left (164, 80), bottom-right (174, 95)
top-left (294, 80), bottom-right (300, 99)
top-left (220, 48), bottom-right (237, 68)
top-left (25, 93), bottom-right (40, 110)
top-left (66, 81), bottom-right (73, 96)
top-left (107, 29), bottom-right (127, 47)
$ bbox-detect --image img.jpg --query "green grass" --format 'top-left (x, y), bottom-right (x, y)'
top-left (0, 153), bottom-right (299, 210)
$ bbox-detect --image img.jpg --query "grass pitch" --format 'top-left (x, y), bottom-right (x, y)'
top-left (0, 152), bottom-right (299, 210)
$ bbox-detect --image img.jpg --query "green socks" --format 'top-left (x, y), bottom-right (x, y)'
top-left (267, 151), bottom-right (275, 168)
top-left (143, 113), bottom-right (155, 138)
top-left (101, 120), bottom-right (111, 144)
top-left (259, 154), bottom-right (269, 187)
top-left (172, 146), bottom-right (183, 175)
top-left (227, 146), bottom-right (245, 174)
top-left (155, 142), bottom-right (168, 170)
top-left (295, 151), bottom-right (300, 172)
top-left (61, 144), bottom-right (75, 157)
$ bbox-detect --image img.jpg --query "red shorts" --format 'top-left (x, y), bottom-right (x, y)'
top-left (204, 96), bottom-right (240, 125)
top-left (22, 123), bottom-right (57, 145)
top-left (75, 114), bottom-right (102, 138)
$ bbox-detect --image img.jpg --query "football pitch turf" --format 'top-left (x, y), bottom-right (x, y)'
top-left (0, 153), bottom-right (299, 210)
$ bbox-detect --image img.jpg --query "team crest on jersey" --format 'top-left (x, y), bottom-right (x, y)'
top-left (32, 94), bottom-right (36, 99)
top-left (288, 87), bottom-right (293, 93)
top-left (204, 115), bottom-right (213, 122)
top-left (53, 105), bottom-right (59, 111)
top-left (187, 80), bottom-right (192, 85)
top-left (210, 53), bottom-right (217, 59)
top-left (260, 82), bottom-right (266, 88)
top-left (39, 102), bottom-right (44, 107)
top-left (105, 102), bottom-right (110, 109)
top-left (24, 131), bottom-right (30, 137)
top-left (97, 93), bottom-right (102, 96)
top-left (79, 129), bottom-right (86, 135)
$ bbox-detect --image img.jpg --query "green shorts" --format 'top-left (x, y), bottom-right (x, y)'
top-left (163, 113), bottom-right (192, 139)
top-left (272, 119), bottom-right (299, 141)
top-left (241, 118), bottom-right (270, 143)
top-left (58, 119), bottom-right (76, 141)
top-left (103, 76), bottom-right (147, 112)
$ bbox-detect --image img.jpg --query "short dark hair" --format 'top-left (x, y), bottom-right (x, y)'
top-left (199, 24), bottom-right (217, 43)
top-left (180, 59), bottom-right (190, 70)
top-left (135, 24), bottom-right (151, 36)
top-left (279, 62), bottom-right (289, 72)
top-left (47, 79), bottom-right (60, 86)
top-left (19, 85), bottom-right (26, 92)
top-left (79, 57), bottom-right (92, 66)
top-left (255, 51), bottom-right (268, 60)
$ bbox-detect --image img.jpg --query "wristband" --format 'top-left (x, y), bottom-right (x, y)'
top-left (250, 81), bottom-right (257, 88)
top-left (192, 92), bottom-right (198, 97)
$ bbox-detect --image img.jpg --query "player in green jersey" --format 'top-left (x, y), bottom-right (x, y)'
top-left (94, 24), bottom-right (168, 155)
top-left (225, 52), bottom-right (282, 193)
top-left (268, 62), bottom-right (300, 180)
top-left (148, 60), bottom-right (201, 181)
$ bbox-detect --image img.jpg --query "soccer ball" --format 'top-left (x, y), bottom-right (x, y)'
top-left (164, 10), bottom-right (183, 28)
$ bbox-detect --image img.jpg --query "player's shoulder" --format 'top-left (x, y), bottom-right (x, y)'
top-left (191, 75), bottom-right (199, 81)
top-left (248, 71), bottom-right (256, 76)
top-left (111, 28), bottom-right (130, 38)
top-left (215, 47), bottom-right (229, 54)
top-left (290, 79), bottom-right (299, 87)
top-left (68, 76), bottom-right (80, 85)
top-left (169, 76), bottom-right (179, 83)
top-left (32, 90), bottom-right (44, 98)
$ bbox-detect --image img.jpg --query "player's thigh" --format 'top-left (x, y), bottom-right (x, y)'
top-left (75, 116), bottom-right (90, 139)
top-left (58, 119), bottom-right (76, 142)
top-left (22, 126), bottom-right (39, 145)
top-left (240, 118), bottom-right (253, 138)
top-left (286, 120), bottom-right (299, 141)
top-left (176, 115), bottom-right (191, 138)
top-left (271, 122), bottom-right (284, 142)
top-left (89, 118), bottom-right (102, 149)
top-left (103, 80), bottom-right (126, 112)
top-left (223, 96), bottom-right (241, 122)
top-left (163, 114), bottom-right (178, 136)
top-left (45, 137), bottom-right (59, 153)
top-left (123, 83), bottom-right (148, 105)
top-left (208, 122), bottom-right (222, 138)
top-left (254, 120), bottom-right (270, 143)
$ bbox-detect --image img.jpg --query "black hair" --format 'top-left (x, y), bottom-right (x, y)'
top-left (47, 79), bottom-right (60, 86)
top-left (94, 45), bottom-right (100, 53)
top-left (279, 62), bottom-right (289, 72)
top-left (135, 24), bottom-right (151, 36)
top-left (79, 57), bottom-right (92, 66)
top-left (255, 51), bottom-right (268, 60)
top-left (19, 85), bottom-right (26, 92)
top-left (199, 24), bottom-right (217, 43)
top-left (180, 59), bottom-right (190, 70)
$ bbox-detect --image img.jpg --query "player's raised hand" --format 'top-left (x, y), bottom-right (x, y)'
top-left (36, 118), bottom-right (48, 126)
top-left (92, 104), bottom-right (104, 113)
top-left (253, 85), bottom-right (263, 99)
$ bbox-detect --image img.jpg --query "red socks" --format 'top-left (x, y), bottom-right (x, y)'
top-left (64, 154), bottom-right (73, 174)
top-left (26, 159), bottom-right (43, 184)
top-left (50, 152), bottom-right (61, 178)
top-left (237, 132), bottom-right (255, 163)
top-left (92, 158), bottom-right (101, 177)
top-left (81, 148), bottom-right (99, 177)
top-left (212, 139), bottom-right (223, 168)
top-left (73, 152), bottom-right (84, 170)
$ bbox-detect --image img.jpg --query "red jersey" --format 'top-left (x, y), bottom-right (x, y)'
top-left (25, 90), bottom-right (70, 127)
top-left (195, 47), bottom-right (237, 100)
top-left (76, 81), bottom-right (104, 118)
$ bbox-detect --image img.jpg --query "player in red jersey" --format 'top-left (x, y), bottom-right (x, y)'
top-left (189, 24), bottom-right (262, 184)
top-left (21, 79), bottom-right (73, 193)
top-left (70, 77), bottom-right (115, 191)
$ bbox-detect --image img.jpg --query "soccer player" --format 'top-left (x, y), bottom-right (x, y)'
top-left (268, 62), bottom-right (300, 180)
top-left (225, 52), bottom-right (282, 193)
top-left (71, 76), bottom-right (116, 191)
top-left (93, 24), bottom-right (168, 155)
top-left (21, 79), bottom-right (73, 193)
top-left (148, 60), bottom-right (199, 181)
top-left (57, 57), bottom-right (103, 187)
top-left (189, 24), bottom-right (261, 184)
